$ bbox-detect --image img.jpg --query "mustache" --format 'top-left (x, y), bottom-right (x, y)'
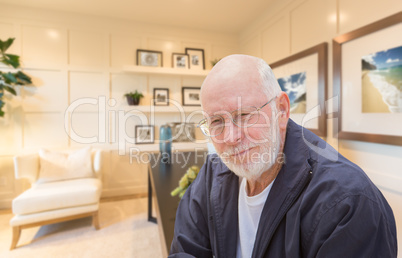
top-left (220, 142), bottom-right (260, 156)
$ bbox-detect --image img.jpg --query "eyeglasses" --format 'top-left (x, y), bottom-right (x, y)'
top-left (198, 96), bottom-right (277, 137)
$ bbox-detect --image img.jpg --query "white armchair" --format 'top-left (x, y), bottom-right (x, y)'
top-left (10, 147), bottom-right (103, 250)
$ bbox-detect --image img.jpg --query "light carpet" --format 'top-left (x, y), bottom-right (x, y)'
top-left (0, 197), bottom-right (163, 258)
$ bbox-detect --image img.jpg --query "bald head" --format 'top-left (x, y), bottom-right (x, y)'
top-left (200, 55), bottom-right (282, 107)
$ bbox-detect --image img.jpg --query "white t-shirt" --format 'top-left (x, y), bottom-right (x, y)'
top-left (236, 177), bottom-right (275, 258)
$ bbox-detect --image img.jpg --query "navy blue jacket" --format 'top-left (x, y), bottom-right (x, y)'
top-left (170, 120), bottom-right (397, 257)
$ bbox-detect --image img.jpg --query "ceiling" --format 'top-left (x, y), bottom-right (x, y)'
top-left (0, 0), bottom-right (277, 34)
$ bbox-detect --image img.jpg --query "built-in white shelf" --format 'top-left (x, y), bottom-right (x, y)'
top-left (123, 65), bottom-right (210, 76)
top-left (122, 105), bottom-right (203, 113)
top-left (122, 142), bottom-right (208, 153)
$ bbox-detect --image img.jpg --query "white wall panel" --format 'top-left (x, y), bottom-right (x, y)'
top-left (21, 70), bottom-right (68, 112)
top-left (0, 22), bottom-right (17, 56)
top-left (0, 22), bottom-right (14, 38)
top-left (262, 16), bottom-right (290, 63)
top-left (211, 45), bottom-right (238, 63)
top-left (339, 0), bottom-right (402, 34)
top-left (70, 112), bottom-right (108, 147)
top-left (339, 141), bottom-right (402, 182)
top-left (69, 30), bottom-right (106, 67)
top-left (149, 75), bottom-right (181, 104)
top-left (290, 0), bottom-right (336, 53)
top-left (70, 72), bottom-right (109, 112)
top-left (148, 38), bottom-right (182, 68)
top-left (112, 111), bottom-right (149, 151)
top-left (0, 156), bottom-right (16, 193)
top-left (111, 73), bottom-right (147, 107)
top-left (125, 115), bottom-right (141, 140)
top-left (182, 76), bottom-right (205, 88)
top-left (382, 190), bottom-right (402, 250)
top-left (22, 25), bottom-right (67, 66)
top-left (0, 156), bottom-right (18, 209)
top-left (240, 34), bottom-right (262, 58)
top-left (23, 113), bottom-right (68, 149)
top-left (102, 150), bottom-right (147, 197)
top-left (0, 107), bottom-right (23, 155)
top-left (110, 35), bottom-right (142, 67)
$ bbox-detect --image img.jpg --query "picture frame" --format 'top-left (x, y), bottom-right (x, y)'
top-left (172, 53), bottom-right (189, 69)
top-left (270, 42), bottom-right (328, 137)
top-left (135, 125), bottom-right (155, 144)
top-left (182, 87), bottom-right (201, 106)
top-left (333, 12), bottom-right (402, 146)
top-left (153, 88), bottom-right (169, 106)
top-left (136, 49), bottom-right (163, 67)
top-left (185, 48), bottom-right (205, 70)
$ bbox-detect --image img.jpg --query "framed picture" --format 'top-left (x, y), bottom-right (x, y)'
top-left (153, 88), bottom-right (169, 106)
top-left (182, 87), bottom-right (201, 106)
top-left (270, 42), bottom-right (328, 137)
top-left (333, 12), bottom-right (402, 146)
top-left (136, 49), bottom-right (163, 67)
top-left (135, 125), bottom-right (155, 144)
top-left (172, 53), bottom-right (189, 69)
top-left (185, 48), bottom-right (205, 70)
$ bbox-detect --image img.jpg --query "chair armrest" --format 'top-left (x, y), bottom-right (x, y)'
top-left (13, 153), bottom-right (40, 184)
top-left (92, 150), bottom-right (103, 179)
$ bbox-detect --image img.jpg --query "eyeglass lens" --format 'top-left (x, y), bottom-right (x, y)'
top-left (201, 106), bottom-right (260, 136)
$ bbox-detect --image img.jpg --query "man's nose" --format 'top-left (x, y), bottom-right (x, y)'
top-left (222, 120), bottom-right (242, 145)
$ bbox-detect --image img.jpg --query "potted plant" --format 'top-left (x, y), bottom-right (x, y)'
top-left (0, 38), bottom-right (32, 117)
top-left (124, 90), bottom-right (144, 105)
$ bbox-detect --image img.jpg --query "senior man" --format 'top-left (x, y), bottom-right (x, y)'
top-left (169, 55), bottom-right (397, 257)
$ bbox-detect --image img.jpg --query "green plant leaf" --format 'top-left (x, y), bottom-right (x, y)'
top-left (3, 85), bottom-right (17, 95)
top-left (3, 72), bottom-right (17, 83)
top-left (0, 38), bottom-right (15, 53)
top-left (0, 95), bottom-right (4, 117)
top-left (3, 54), bottom-right (20, 68)
top-left (16, 71), bottom-right (32, 84)
top-left (0, 38), bottom-right (32, 118)
top-left (124, 90), bottom-right (144, 100)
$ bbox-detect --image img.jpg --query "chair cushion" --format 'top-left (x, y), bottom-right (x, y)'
top-left (38, 147), bottom-right (94, 184)
top-left (12, 178), bottom-right (102, 215)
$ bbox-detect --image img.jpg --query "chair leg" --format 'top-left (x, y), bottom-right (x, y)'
top-left (10, 226), bottom-right (21, 250)
top-left (92, 211), bottom-right (100, 230)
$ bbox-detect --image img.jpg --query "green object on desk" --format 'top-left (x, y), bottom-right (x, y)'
top-left (171, 165), bottom-right (200, 198)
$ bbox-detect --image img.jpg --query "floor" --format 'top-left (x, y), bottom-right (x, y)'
top-left (0, 197), bottom-right (163, 257)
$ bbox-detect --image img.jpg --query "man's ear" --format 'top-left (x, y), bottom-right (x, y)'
top-left (277, 92), bottom-right (290, 130)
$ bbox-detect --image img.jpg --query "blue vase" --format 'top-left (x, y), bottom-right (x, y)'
top-left (159, 125), bottom-right (172, 163)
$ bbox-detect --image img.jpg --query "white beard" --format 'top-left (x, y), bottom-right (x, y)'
top-left (218, 120), bottom-right (280, 181)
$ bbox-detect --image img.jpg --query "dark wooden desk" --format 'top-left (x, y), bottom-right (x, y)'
top-left (148, 151), bottom-right (207, 257)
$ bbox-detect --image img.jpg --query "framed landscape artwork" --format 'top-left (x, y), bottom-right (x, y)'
top-left (135, 125), bottom-right (155, 144)
top-left (172, 53), bottom-right (189, 69)
top-left (153, 88), bottom-right (169, 106)
top-left (136, 49), bottom-right (163, 67)
top-left (182, 87), bottom-right (201, 106)
top-left (270, 42), bottom-right (328, 137)
top-left (185, 48), bottom-right (205, 70)
top-left (333, 11), bottom-right (402, 145)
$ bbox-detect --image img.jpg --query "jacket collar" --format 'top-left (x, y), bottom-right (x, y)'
top-left (210, 120), bottom-right (313, 257)
top-left (252, 119), bottom-right (313, 257)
